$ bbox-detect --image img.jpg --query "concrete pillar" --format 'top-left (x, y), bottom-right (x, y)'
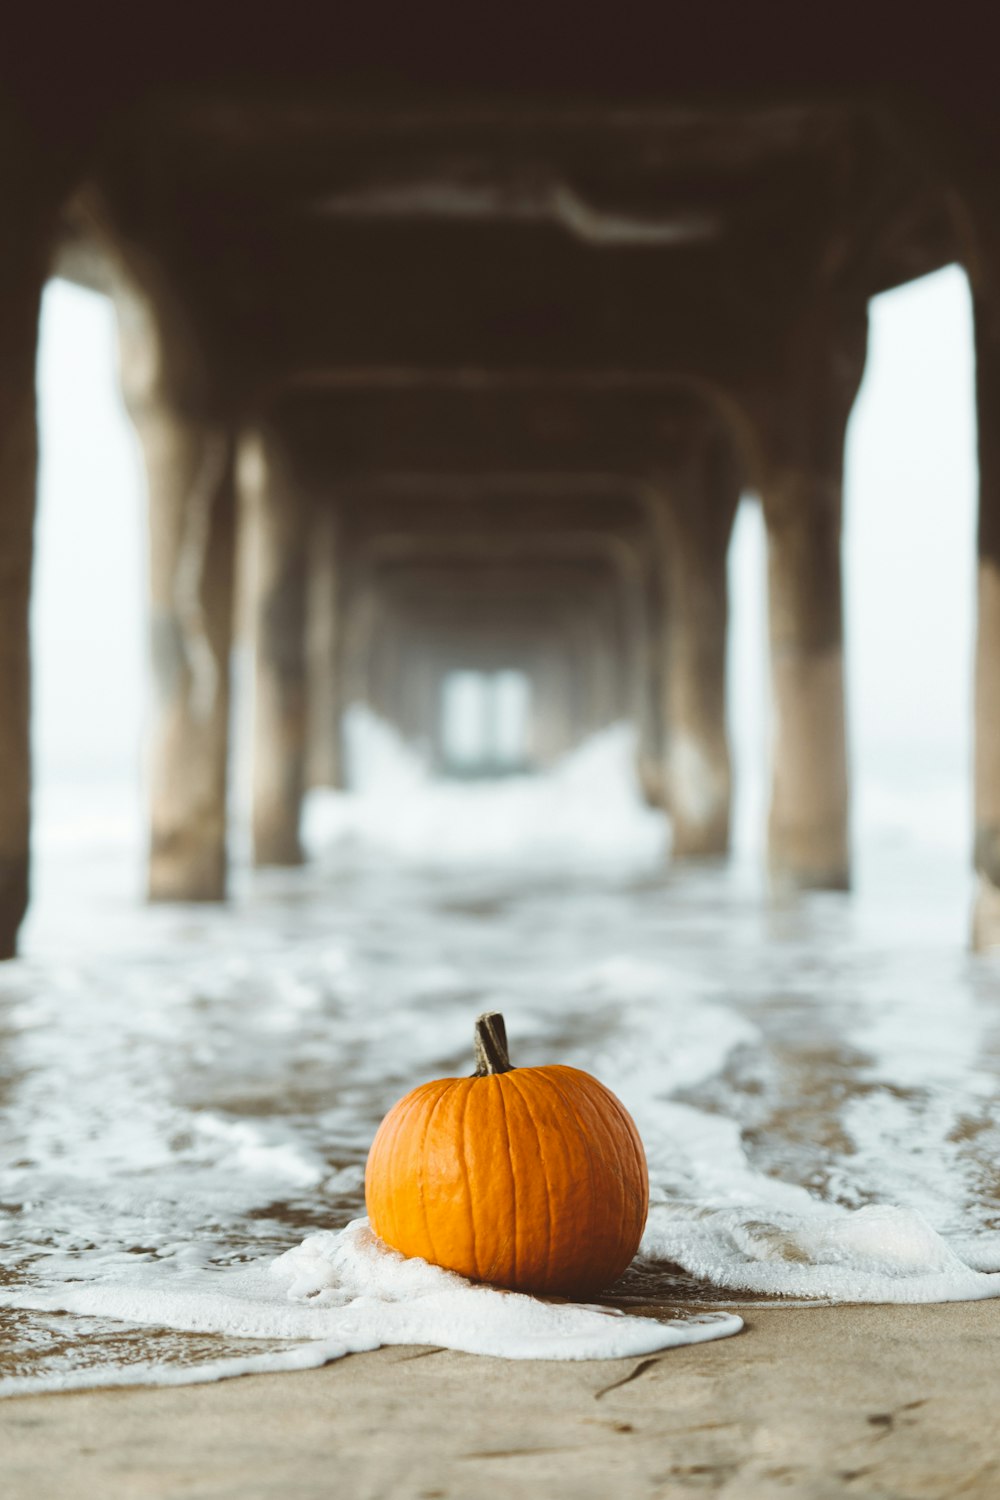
top-left (398, 638), bottom-right (438, 759)
top-left (113, 263), bottom-right (237, 903)
top-left (764, 474), bottom-right (847, 887)
top-left (562, 631), bottom-right (588, 748)
top-left (579, 606), bottom-right (617, 738)
top-left (305, 503), bottom-right (343, 790)
top-left (0, 213), bottom-right (48, 956)
top-left (245, 432), bottom-right (308, 866)
top-left (749, 304), bottom-right (867, 891)
top-left (370, 615), bottom-right (404, 731)
top-left (656, 434), bottom-right (740, 857)
top-left (973, 293), bottom-right (1000, 947)
top-left (341, 564), bottom-right (376, 713)
top-left (428, 652), bottom-right (451, 772)
top-left (635, 550), bottom-right (667, 810)
top-left (568, 609), bottom-right (612, 746)
top-left (532, 644), bottom-right (575, 766)
top-left (594, 615), bottom-right (620, 733)
top-left (139, 404), bottom-right (236, 899)
top-left (424, 648), bottom-right (452, 766)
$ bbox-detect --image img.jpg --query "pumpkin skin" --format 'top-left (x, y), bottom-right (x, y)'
top-left (365, 1026), bottom-right (648, 1299)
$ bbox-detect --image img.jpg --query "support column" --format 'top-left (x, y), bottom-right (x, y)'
top-left (139, 404), bottom-right (236, 899)
top-left (305, 503), bottom-right (342, 790)
top-left (635, 549), bottom-right (667, 810)
top-left (0, 213), bottom-right (47, 957)
top-left (398, 636), bottom-right (439, 759)
top-left (369, 611), bottom-right (404, 731)
top-left (427, 648), bottom-right (452, 773)
top-left (112, 257), bottom-right (237, 903)
top-left (596, 604), bottom-right (620, 732)
top-left (655, 433), bottom-right (740, 857)
top-left (749, 303), bottom-right (867, 891)
top-left (580, 603), bottom-right (618, 737)
top-left (532, 642), bottom-right (575, 767)
top-left (408, 643), bottom-right (449, 767)
top-left (246, 432), bottom-right (308, 867)
top-left (973, 293), bottom-right (1000, 947)
top-left (765, 472), bottom-right (847, 888)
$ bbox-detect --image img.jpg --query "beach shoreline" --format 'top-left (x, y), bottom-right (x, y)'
top-left (3, 1300), bottom-right (998, 1499)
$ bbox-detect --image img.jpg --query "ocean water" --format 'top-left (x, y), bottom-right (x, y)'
top-left (2, 713), bottom-right (1000, 1395)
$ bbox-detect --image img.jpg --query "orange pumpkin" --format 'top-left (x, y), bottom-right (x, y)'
top-left (365, 1011), bottom-right (649, 1298)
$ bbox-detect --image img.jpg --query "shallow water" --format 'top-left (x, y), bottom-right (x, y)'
top-left (3, 719), bottom-right (1000, 1393)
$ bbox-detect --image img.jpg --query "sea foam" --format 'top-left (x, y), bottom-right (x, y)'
top-left (4, 715), bottom-right (1000, 1395)
top-left (0, 1221), bottom-right (742, 1396)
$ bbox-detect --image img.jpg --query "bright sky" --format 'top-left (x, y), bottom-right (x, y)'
top-left (34, 282), bottom-right (147, 784)
top-left (32, 266), bottom-right (979, 854)
top-left (729, 266), bottom-right (976, 851)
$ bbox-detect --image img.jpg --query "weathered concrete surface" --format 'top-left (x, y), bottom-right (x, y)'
top-left (745, 305), bottom-right (869, 893)
top-left (0, 147), bottom-right (54, 957)
top-left (655, 433), bottom-right (741, 857)
top-left (304, 505), bottom-right (342, 790)
top-left (0, 268), bottom-right (41, 959)
top-left (273, 381), bottom-right (712, 484)
top-left (113, 254), bottom-right (237, 904)
top-left (4, 1302), bottom-right (1000, 1499)
top-left (242, 431), bottom-right (308, 867)
top-left (72, 88), bottom-right (951, 402)
top-left (765, 488), bottom-right (850, 893)
top-left (136, 404), bottom-right (236, 901)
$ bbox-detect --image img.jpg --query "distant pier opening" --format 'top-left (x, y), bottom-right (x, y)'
top-left (440, 669), bottom-right (532, 776)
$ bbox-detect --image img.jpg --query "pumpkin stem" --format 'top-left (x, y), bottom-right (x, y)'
top-left (473, 1011), bottom-right (514, 1076)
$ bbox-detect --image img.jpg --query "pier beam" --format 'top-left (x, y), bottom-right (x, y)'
top-left (246, 433), bottom-right (308, 866)
top-left (655, 433), bottom-right (741, 857)
top-left (748, 306), bottom-right (867, 891)
top-left (973, 294), bottom-right (1000, 947)
top-left (0, 207), bottom-right (48, 957)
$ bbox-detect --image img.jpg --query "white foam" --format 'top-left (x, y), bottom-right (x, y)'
top-left (303, 709), bottom-right (667, 870)
top-left (0, 1221), bottom-right (742, 1396)
top-left (642, 1203), bottom-right (1000, 1304)
top-left (5, 716), bottom-right (1000, 1397)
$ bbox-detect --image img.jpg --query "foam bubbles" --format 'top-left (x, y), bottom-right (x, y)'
top-left (0, 1222), bottom-right (741, 1396)
top-left (4, 716), bottom-right (1000, 1395)
top-left (642, 1203), bottom-right (1000, 1303)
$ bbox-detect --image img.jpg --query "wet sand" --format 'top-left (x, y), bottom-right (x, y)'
top-left (4, 1301), bottom-right (998, 1499)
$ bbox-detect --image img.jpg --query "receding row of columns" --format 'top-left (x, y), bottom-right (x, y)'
top-left (0, 281), bottom-right (876, 954)
top-left (5, 214), bottom-right (1000, 957)
top-left (325, 485), bottom-right (652, 780)
top-left (127, 370), bottom-right (857, 906)
top-left (363, 566), bottom-right (631, 770)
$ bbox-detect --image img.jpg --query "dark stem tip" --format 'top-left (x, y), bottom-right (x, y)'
top-left (473, 1011), bottom-right (513, 1076)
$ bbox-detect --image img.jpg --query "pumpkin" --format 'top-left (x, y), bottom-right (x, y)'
top-left (365, 1011), bottom-right (649, 1297)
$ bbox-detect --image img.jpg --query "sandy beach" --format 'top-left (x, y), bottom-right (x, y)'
top-left (4, 1300), bottom-right (999, 1499)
